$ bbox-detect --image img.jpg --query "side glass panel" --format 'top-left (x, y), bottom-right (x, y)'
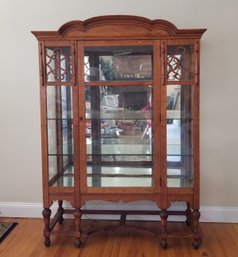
top-left (84, 46), bottom-right (153, 82)
top-left (45, 47), bottom-right (72, 83)
top-left (167, 45), bottom-right (193, 81)
top-left (85, 85), bottom-right (153, 187)
top-left (166, 85), bottom-right (194, 187)
top-left (46, 86), bottom-right (74, 187)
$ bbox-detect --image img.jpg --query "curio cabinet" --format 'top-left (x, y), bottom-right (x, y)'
top-left (32, 15), bottom-right (206, 249)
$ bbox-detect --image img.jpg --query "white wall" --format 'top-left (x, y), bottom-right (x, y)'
top-left (0, 0), bottom-right (238, 216)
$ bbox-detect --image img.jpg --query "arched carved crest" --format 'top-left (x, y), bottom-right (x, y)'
top-left (32, 15), bottom-right (206, 40)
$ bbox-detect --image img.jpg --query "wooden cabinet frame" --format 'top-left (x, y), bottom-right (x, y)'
top-left (32, 15), bottom-right (206, 249)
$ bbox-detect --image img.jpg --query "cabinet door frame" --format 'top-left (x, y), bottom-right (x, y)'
top-left (39, 41), bottom-right (78, 207)
top-left (162, 38), bottom-right (200, 208)
top-left (77, 40), bottom-right (163, 195)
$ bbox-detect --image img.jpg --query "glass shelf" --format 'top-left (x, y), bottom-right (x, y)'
top-left (47, 116), bottom-right (73, 120)
top-left (48, 153), bottom-right (74, 156)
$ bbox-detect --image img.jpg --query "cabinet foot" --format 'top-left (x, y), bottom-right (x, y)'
top-left (58, 200), bottom-right (64, 224)
top-left (185, 202), bottom-right (192, 226)
top-left (160, 239), bottom-right (168, 249)
top-left (160, 209), bottom-right (168, 249)
top-left (192, 240), bottom-right (201, 249)
top-left (74, 239), bottom-right (82, 248)
top-left (42, 208), bottom-right (51, 247)
top-left (44, 237), bottom-right (51, 247)
top-left (74, 209), bottom-right (82, 248)
top-left (192, 209), bottom-right (201, 249)
top-left (58, 217), bottom-right (64, 225)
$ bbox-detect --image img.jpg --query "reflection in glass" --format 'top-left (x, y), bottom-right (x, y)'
top-left (48, 155), bottom-right (58, 180)
top-left (167, 156), bottom-right (193, 188)
top-left (166, 85), bottom-right (193, 188)
top-left (84, 46), bottom-right (153, 82)
top-left (52, 176), bottom-right (74, 187)
top-left (47, 86), bottom-right (72, 119)
top-left (87, 167), bottom-right (152, 187)
top-left (85, 85), bottom-right (153, 187)
top-left (48, 156), bottom-right (74, 187)
top-left (46, 86), bottom-right (74, 187)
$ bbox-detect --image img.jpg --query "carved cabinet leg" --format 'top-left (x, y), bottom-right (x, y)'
top-left (192, 209), bottom-right (201, 249)
top-left (58, 200), bottom-right (64, 224)
top-left (185, 202), bottom-right (192, 226)
top-left (42, 208), bottom-right (51, 247)
top-left (74, 209), bottom-right (82, 248)
top-left (160, 209), bottom-right (168, 249)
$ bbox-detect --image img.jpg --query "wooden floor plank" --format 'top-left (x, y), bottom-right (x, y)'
top-left (0, 218), bottom-right (238, 257)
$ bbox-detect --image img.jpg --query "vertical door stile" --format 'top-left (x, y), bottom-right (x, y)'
top-left (77, 42), bottom-right (87, 195)
top-left (153, 41), bottom-right (161, 194)
top-left (39, 41), bottom-right (50, 207)
top-left (160, 40), bottom-right (168, 209)
top-left (72, 41), bottom-right (80, 207)
top-left (193, 39), bottom-right (200, 209)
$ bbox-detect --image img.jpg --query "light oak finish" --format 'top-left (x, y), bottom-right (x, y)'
top-left (1, 218), bottom-right (238, 257)
top-left (32, 15), bottom-right (206, 248)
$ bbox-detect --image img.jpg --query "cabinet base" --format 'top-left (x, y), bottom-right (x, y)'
top-left (42, 202), bottom-right (201, 249)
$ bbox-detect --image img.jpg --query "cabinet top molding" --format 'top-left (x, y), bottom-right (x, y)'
top-left (32, 15), bottom-right (206, 40)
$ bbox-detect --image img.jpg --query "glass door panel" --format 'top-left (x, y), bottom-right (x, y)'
top-left (166, 85), bottom-right (194, 188)
top-left (84, 46), bottom-right (153, 82)
top-left (46, 86), bottom-right (74, 187)
top-left (85, 85), bottom-right (153, 187)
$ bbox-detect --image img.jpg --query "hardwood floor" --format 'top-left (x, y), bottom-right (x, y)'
top-left (0, 217), bottom-right (238, 257)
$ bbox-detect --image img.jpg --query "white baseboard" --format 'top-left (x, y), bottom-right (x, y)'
top-left (0, 202), bottom-right (43, 218)
top-left (0, 201), bottom-right (238, 223)
top-left (199, 206), bottom-right (238, 223)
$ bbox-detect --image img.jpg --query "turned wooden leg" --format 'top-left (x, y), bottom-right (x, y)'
top-left (74, 209), bottom-right (82, 248)
top-left (58, 200), bottom-right (64, 224)
top-left (185, 202), bottom-right (192, 226)
top-left (160, 209), bottom-right (168, 249)
top-left (192, 209), bottom-right (201, 249)
top-left (42, 208), bottom-right (51, 247)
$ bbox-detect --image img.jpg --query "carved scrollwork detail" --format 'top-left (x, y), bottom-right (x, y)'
top-left (45, 47), bottom-right (72, 82)
top-left (167, 45), bottom-right (193, 81)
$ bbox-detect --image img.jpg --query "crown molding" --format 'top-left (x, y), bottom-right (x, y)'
top-left (32, 15), bottom-right (206, 40)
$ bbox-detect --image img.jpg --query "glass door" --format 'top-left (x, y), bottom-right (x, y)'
top-left (46, 85), bottom-right (74, 187)
top-left (165, 42), bottom-right (195, 188)
top-left (44, 44), bottom-right (75, 188)
top-left (82, 44), bottom-right (155, 189)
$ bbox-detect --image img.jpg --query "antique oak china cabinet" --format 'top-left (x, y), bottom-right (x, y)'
top-left (32, 15), bottom-right (206, 249)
